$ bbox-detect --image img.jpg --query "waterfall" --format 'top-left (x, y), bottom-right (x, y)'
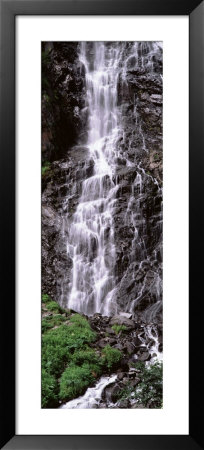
top-left (61, 42), bottom-right (123, 316)
top-left (57, 41), bottom-right (163, 321)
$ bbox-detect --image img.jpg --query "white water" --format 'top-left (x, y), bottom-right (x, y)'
top-left (60, 374), bottom-right (117, 409)
top-left (63, 42), bottom-right (124, 316)
top-left (59, 41), bottom-right (162, 320)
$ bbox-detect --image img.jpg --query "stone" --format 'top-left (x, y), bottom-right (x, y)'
top-left (97, 338), bottom-right (109, 348)
top-left (119, 312), bottom-right (132, 320)
top-left (118, 399), bottom-right (130, 408)
top-left (117, 372), bottom-right (126, 381)
top-left (110, 315), bottom-right (136, 330)
top-left (131, 403), bottom-right (146, 409)
top-left (138, 351), bottom-right (151, 362)
top-left (124, 342), bottom-right (135, 355)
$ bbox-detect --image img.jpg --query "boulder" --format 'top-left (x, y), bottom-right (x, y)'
top-left (119, 312), bottom-right (132, 320)
top-left (110, 315), bottom-right (136, 330)
top-left (138, 351), bottom-right (151, 362)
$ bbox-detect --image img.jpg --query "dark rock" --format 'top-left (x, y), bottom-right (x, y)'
top-left (102, 382), bottom-right (123, 403)
top-left (138, 351), bottom-right (151, 362)
top-left (131, 403), bottom-right (146, 409)
top-left (124, 342), bottom-right (135, 355)
top-left (110, 315), bottom-right (136, 330)
top-left (117, 399), bottom-right (130, 408)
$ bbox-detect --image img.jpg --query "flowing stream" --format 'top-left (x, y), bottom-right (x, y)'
top-left (60, 375), bottom-right (117, 409)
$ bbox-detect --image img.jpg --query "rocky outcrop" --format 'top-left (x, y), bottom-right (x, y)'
top-left (42, 42), bottom-right (87, 164)
top-left (88, 312), bottom-right (162, 361)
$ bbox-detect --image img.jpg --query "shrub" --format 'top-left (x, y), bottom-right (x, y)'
top-left (42, 314), bottom-right (66, 333)
top-left (134, 361), bottom-right (163, 408)
top-left (111, 324), bottom-right (128, 335)
top-left (59, 363), bottom-right (95, 401)
top-left (41, 369), bottom-right (58, 408)
top-left (117, 361), bottom-right (163, 408)
top-left (46, 300), bottom-right (65, 314)
top-left (102, 345), bottom-right (122, 370)
top-left (42, 318), bottom-right (96, 378)
top-left (69, 313), bottom-right (90, 328)
top-left (71, 348), bottom-right (102, 377)
top-left (42, 293), bottom-right (52, 304)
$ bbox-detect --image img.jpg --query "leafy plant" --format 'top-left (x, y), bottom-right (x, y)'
top-left (42, 293), bottom-right (52, 304)
top-left (42, 314), bottom-right (66, 333)
top-left (102, 345), bottom-right (122, 370)
top-left (59, 363), bottom-right (95, 401)
top-left (46, 300), bottom-right (65, 314)
top-left (42, 161), bottom-right (51, 176)
top-left (111, 324), bottom-right (128, 335)
top-left (117, 361), bottom-right (163, 408)
top-left (41, 369), bottom-right (58, 408)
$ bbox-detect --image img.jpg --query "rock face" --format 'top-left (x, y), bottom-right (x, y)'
top-left (42, 42), bottom-right (87, 163)
top-left (42, 41), bottom-right (163, 326)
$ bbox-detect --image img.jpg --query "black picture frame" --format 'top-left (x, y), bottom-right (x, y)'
top-left (0, 0), bottom-right (203, 449)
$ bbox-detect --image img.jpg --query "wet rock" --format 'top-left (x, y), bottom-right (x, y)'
top-left (138, 351), bottom-right (151, 362)
top-left (124, 342), bottom-right (135, 355)
top-left (119, 312), bottom-right (132, 320)
top-left (110, 315), bottom-right (136, 330)
top-left (117, 399), bottom-right (130, 408)
top-left (131, 403), bottom-right (146, 409)
top-left (97, 338), bottom-right (110, 348)
top-left (102, 382), bottom-right (123, 403)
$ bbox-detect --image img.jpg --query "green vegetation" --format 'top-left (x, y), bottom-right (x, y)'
top-left (59, 363), bottom-right (96, 401)
top-left (41, 296), bottom-right (123, 407)
top-left (111, 324), bottom-right (127, 335)
top-left (42, 293), bottom-right (51, 304)
top-left (41, 369), bottom-right (58, 408)
top-left (153, 153), bottom-right (159, 161)
top-left (42, 161), bottom-right (51, 176)
top-left (101, 345), bottom-right (122, 370)
top-left (46, 300), bottom-right (65, 314)
top-left (117, 361), bottom-right (163, 408)
top-left (41, 315), bottom-right (67, 333)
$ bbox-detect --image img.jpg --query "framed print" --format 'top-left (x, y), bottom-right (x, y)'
top-left (0, 0), bottom-right (204, 449)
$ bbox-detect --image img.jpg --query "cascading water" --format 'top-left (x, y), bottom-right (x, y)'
top-left (58, 41), bottom-right (163, 321)
top-left (60, 42), bottom-right (123, 316)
